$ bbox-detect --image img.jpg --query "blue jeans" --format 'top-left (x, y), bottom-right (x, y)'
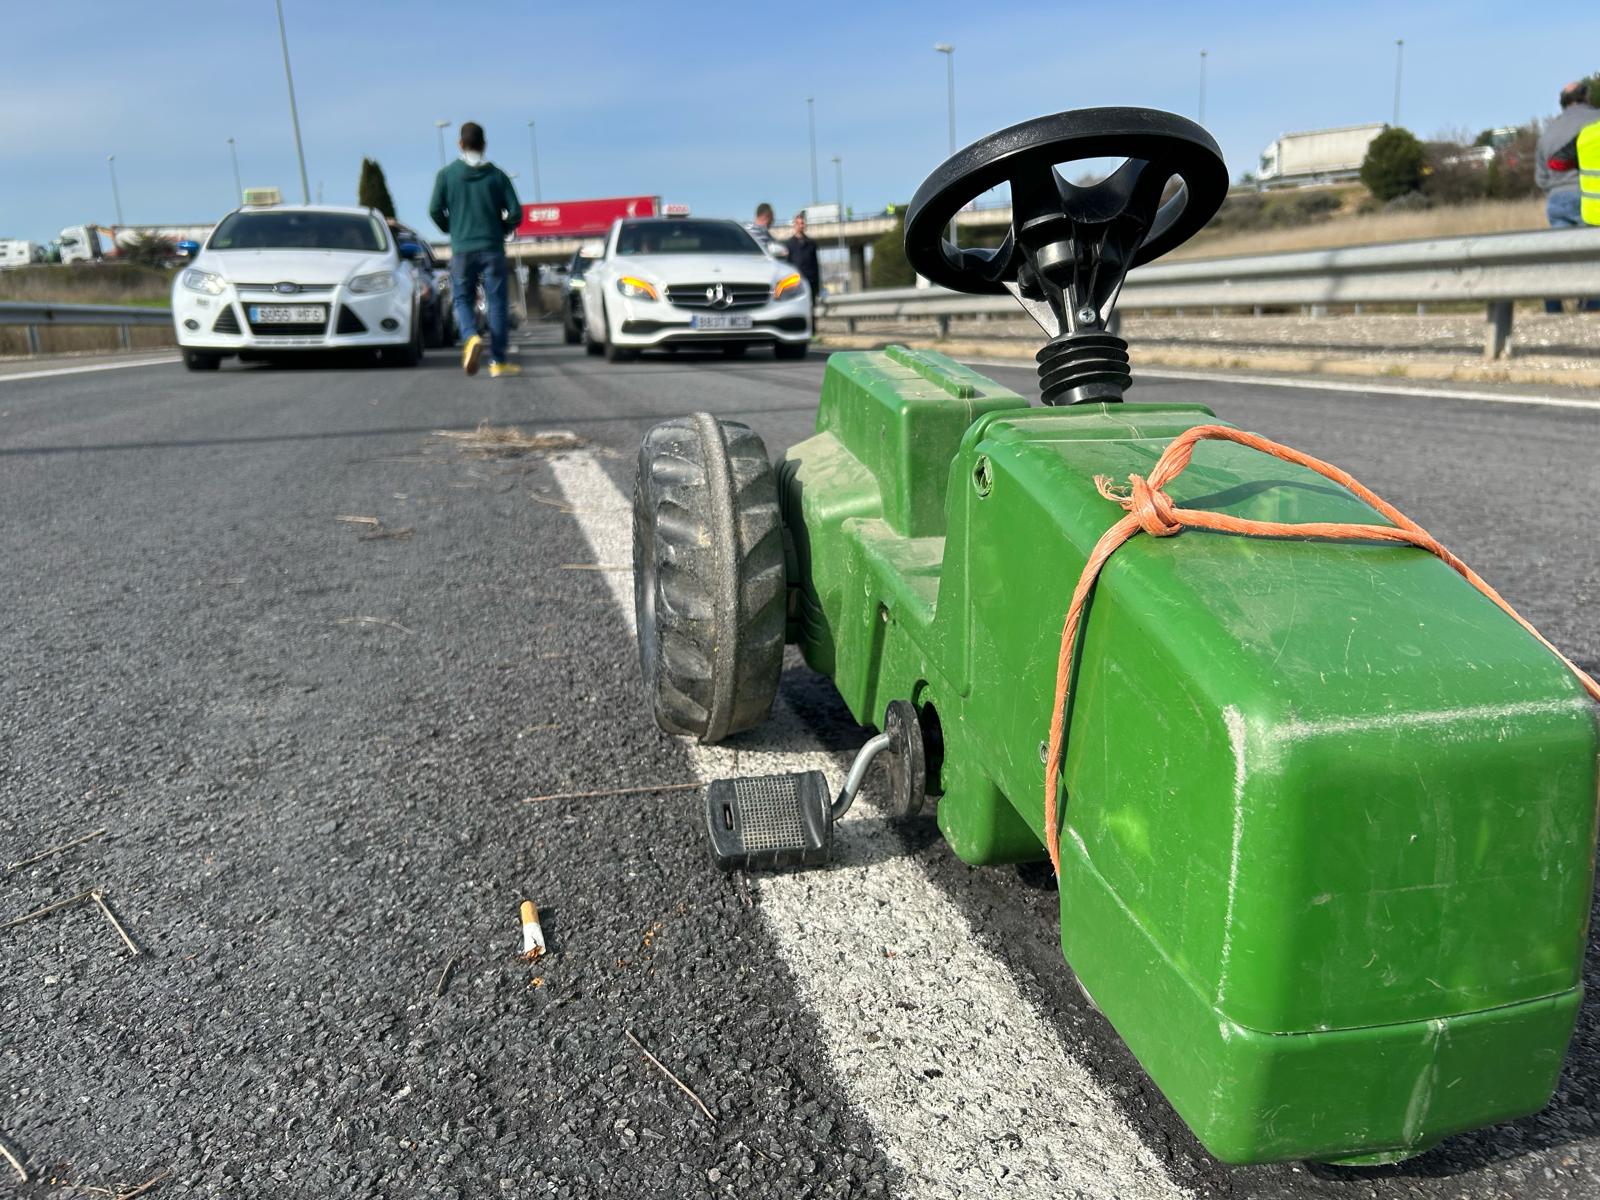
top-left (1543, 191), bottom-right (1600, 312)
top-left (451, 248), bottom-right (510, 363)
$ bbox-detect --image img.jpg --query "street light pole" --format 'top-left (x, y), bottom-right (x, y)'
top-left (227, 137), bottom-right (242, 204)
top-left (806, 96), bottom-right (819, 206)
top-left (832, 154), bottom-right (847, 293)
top-left (527, 120), bottom-right (543, 202)
top-left (107, 154), bottom-right (124, 227)
top-left (1199, 50), bottom-right (1208, 125)
top-left (273, 0), bottom-right (311, 204)
top-left (435, 120), bottom-right (452, 168)
top-left (934, 44), bottom-right (956, 155)
top-left (1392, 38), bottom-right (1404, 127)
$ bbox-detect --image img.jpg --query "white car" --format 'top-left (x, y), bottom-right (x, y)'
top-left (172, 203), bottom-right (423, 371)
top-left (581, 217), bottom-right (811, 362)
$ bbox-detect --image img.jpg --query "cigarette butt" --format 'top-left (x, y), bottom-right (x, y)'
top-left (520, 900), bottom-right (546, 959)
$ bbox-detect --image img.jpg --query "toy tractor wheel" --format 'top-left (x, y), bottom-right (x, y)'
top-left (879, 699), bottom-right (927, 820)
top-left (633, 413), bottom-right (786, 743)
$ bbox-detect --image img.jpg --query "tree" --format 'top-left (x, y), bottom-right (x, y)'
top-left (868, 214), bottom-right (915, 289)
top-left (119, 232), bottom-right (176, 267)
top-left (1360, 127), bottom-right (1425, 202)
top-left (358, 158), bottom-right (396, 219)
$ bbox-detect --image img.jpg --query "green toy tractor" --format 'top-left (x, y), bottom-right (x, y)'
top-left (631, 108), bottom-right (1600, 1166)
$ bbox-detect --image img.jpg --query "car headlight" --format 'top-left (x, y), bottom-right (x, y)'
top-left (180, 269), bottom-right (225, 296)
top-left (772, 273), bottom-right (804, 301)
top-left (347, 270), bottom-right (398, 295)
top-left (616, 276), bottom-right (658, 301)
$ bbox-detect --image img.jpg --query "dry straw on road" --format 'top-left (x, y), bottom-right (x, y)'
top-left (432, 421), bottom-right (585, 457)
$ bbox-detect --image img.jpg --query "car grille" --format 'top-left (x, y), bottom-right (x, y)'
top-left (235, 283), bottom-right (335, 295)
top-left (664, 283), bottom-right (771, 310)
top-left (335, 306), bottom-right (367, 335)
top-left (212, 306), bottom-right (241, 335)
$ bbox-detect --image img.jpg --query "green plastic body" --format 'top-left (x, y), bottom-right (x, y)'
top-left (778, 346), bottom-right (1599, 1165)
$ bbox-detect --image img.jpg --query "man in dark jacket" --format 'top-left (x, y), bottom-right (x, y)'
top-left (429, 121), bottom-right (523, 376)
top-left (785, 211), bottom-right (821, 311)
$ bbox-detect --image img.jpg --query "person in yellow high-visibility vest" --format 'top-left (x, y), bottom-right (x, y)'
top-left (1578, 118), bottom-right (1600, 226)
top-left (1536, 81), bottom-right (1600, 310)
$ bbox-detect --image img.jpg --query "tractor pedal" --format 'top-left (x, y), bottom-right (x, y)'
top-left (705, 770), bottom-right (833, 870)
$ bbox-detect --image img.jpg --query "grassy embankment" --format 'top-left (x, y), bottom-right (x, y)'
top-left (1169, 186), bottom-right (1545, 260)
top-left (0, 263), bottom-right (176, 357)
top-left (1148, 186), bottom-right (1550, 315)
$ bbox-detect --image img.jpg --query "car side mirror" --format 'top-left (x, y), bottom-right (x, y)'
top-left (398, 241), bottom-right (422, 261)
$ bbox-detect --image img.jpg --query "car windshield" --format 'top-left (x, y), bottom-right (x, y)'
top-left (209, 211), bottom-right (389, 252)
top-left (615, 220), bottom-right (762, 256)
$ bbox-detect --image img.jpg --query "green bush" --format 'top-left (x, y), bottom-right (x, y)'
top-left (1209, 192), bottom-right (1266, 231)
top-left (868, 215), bottom-right (915, 288)
top-left (1422, 141), bottom-right (1487, 205)
top-left (1486, 125), bottom-right (1540, 199)
top-left (1203, 188), bottom-right (1347, 234)
top-left (1285, 191), bottom-right (1342, 222)
top-left (1384, 190), bottom-right (1431, 212)
top-left (1360, 128), bottom-right (1426, 201)
top-left (358, 158), bottom-right (397, 219)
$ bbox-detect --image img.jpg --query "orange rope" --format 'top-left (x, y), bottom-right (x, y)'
top-left (1042, 423), bottom-right (1600, 877)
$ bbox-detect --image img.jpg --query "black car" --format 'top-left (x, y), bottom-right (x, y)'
top-left (390, 223), bottom-right (455, 348)
top-left (561, 242), bottom-right (602, 344)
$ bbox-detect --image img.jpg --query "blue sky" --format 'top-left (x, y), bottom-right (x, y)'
top-left (0, 1), bottom-right (1590, 244)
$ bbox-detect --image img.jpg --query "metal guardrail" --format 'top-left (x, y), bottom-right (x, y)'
top-left (0, 300), bottom-right (172, 355)
top-left (819, 227), bottom-right (1600, 360)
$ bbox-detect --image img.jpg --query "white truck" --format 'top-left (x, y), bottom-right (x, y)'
top-left (58, 224), bottom-right (106, 264)
top-left (0, 239), bottom-right (45, 268)
top-left (1257, 123), bottom-right (1386, 188)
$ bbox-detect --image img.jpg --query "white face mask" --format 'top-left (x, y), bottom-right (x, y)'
top-left (461, 150), bottom-right (484, 167)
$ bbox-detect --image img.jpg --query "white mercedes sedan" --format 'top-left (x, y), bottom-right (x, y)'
top-left (171, 203), bottom-right (424, 371)
top-left (581, 217), bottom-right (811, 362)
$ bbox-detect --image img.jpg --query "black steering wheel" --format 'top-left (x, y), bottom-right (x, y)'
top-left (904, 107), bottom-right (1227, 325)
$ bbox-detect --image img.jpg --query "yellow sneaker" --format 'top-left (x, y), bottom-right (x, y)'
top-left (489, 361), bottom-right (521, 378)
top-left (461, 334), bottom-right (484, 376)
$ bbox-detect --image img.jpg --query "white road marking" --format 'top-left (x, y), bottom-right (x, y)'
top-left (551, 449), bottom-right (1186, 1200)
top-left (959, 359), bottom-right (1600, 412)
top-left (0, 355), bottom-right (180, 384)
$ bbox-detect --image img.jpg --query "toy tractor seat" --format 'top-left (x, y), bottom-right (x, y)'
top-left (630, 107), bottom-right (1599, 1168)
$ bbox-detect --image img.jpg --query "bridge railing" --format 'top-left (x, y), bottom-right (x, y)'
top-left (817, 227), bottom-right (1600, 360)
top-left (0, 301), bottom-right (172, 356)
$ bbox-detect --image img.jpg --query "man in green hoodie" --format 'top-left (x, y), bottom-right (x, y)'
top-left (429, 121), bottom-right (523, 377)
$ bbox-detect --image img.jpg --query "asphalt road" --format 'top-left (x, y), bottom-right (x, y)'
top-left (2, 328), bottom-right (1598, 1199)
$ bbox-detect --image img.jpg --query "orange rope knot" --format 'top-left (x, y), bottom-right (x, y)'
top-left (1041, 423), bottom-right (1600, 878)
top-left (1095, 473), bottom-right (1183, 536)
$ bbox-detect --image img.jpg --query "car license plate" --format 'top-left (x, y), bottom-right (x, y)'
top-left (249, 304), bottom-right (326, 324)
top-left (690, 314), bottom-right (753, 330)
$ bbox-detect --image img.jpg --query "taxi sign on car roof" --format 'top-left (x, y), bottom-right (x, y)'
top-left (663, 203), bottom-right (691, 218)
top-left (241, 187), bottom-right (283, 207)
